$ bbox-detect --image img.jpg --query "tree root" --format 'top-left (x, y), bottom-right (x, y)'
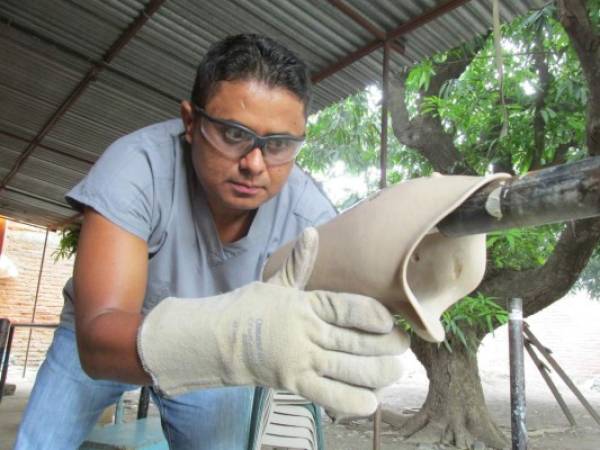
top-left (385, 409), bottom-right (508, 450)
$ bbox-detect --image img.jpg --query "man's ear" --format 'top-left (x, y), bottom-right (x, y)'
top-left (180, 100), bottom-right (194, 145)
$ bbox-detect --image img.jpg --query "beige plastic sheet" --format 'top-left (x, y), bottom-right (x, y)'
top-left (264, 173), bottom-right (509, 342)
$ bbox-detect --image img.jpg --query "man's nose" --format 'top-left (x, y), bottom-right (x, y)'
top-left (239, 147), bottom-right (267, 174)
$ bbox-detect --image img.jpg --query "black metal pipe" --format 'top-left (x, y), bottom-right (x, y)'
top-left (10, 323), bottom-right (59, 329)
top-left (379, 41), bottom-right (390, 190)
top-left (137, 386), bottom-right (151, 419)
top-left (373, 406), bottom-right (381, 450)
top-left (508, 298), bottom-right (527, 450)
top-left (524, 324), bottom-right (600, 427)
top-left (524, 340), bottom-right (576, 427)
top-left (0, 320), bottom-right (15, 403)
top-left (0, 319), bottom-right (9, 362)
top-left (0, 322), bottom-right (58, 403)
top-left (439, 157), bottom-right (600, 237)
top-left (23, 229), bottom-right (49, 377)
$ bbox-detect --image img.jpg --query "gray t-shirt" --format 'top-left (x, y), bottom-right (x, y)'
top-left (59, 119), bottom-right (336, 329)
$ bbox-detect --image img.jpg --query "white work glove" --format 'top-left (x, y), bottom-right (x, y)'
top-left (138, 228), bottom-right (409, 416)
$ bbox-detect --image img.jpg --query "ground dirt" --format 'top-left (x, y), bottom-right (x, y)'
top-left (322, 378), bottom-right (600, 450)
top-left (322, 292), bottom-right (600, 450)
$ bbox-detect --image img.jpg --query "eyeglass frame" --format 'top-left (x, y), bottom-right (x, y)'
top-left (192, 104), bottom-right (306, 165)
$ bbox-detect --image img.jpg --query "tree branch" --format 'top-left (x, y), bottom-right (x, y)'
top-left (531, 25), bottom-right (552, 170)
top-left (479, 1), bottom-right (600, 318)
top-left (548, 140), bottom-right (575, 167)
top-left (389, 55), bottom-right (476, 175)
top-left (558, 0), bottom-right (600, 156)
top-left (481, 218), bottom-right (600, 312)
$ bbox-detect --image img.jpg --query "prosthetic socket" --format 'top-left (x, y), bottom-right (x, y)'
top-left (263, 173), bottom-right (509, 343)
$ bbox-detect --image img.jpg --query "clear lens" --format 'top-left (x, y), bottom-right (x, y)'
top-left (221, 125), bottom-right (253, 145)
top-left (199, 115), bottom-right (303, 165)
top-left (263, 139), bottom-right (303, 164)
top-left (201, 120), bottom-right (248, 157)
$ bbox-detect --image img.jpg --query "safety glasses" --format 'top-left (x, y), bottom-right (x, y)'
top-left (194, 105), bottom-right (305, 166)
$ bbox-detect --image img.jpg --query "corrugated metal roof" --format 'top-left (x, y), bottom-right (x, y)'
top-left (0, 0), bottom-right (545, 228)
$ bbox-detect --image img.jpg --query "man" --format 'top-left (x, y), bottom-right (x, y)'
top-left (15, 34), bottom-right (407, 449)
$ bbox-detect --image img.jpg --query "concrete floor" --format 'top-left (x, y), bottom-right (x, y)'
top-left (3, 370), bottom-right (600, 450)
top-left (0, 369), bottom-right (34, 450)
top-left (0, 368), bottom-right (157, 449)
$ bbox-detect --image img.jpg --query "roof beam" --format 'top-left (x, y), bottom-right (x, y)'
top-left (3, 186), bottom-right (71, 211)
top-left (0, 17), bottom-right (180, 104)
top-left (312, 0), bottom-right (470, 83)
top-left (0, 0), bottom-right (166, 193)
top-left (0, 130), bottom-right (95, 166)
top-left (327, 0), bottom-right (405, 54)
top-left (49, 212), bottom-right (82, 232)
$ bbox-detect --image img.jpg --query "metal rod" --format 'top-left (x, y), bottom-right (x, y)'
top-left (312, 40), bottom-right (381, 84)
top-left (326, 0), bottom-right (404, 54)
top-left (312, 0), bottom-right (468, 83)
top-left (0, 18), bottom-right (180, 106)
top-left (0, 320), bottom-right (11, 376)
top-left (379, 41), bottom-right (390, 189)
top-left (0, 322), bottom-right (15, 403)
top-left (4, 186), bottom-right (72, 212)
top-left (524, 324), bottom-right (600, 427)
top-left (328, 0), bottom-right (387, 40)
top-left (137, 386), bottom-right (151, 419)
top-left (0, 322), bottom-right (58, 403)
top-left (114, 396), bottom-right (126, 424)
top-left (0, 0), bottom-right (166, 193)
top-left (508, 298), bottom-right (527, 450)
top-left (49, 213), bottom-right (83, 232)
top-left (439, 156), bottom-right (600, 237)
top-left (0, 321), bottom-right (60, 402)
top-left (11, 323), bottom-right (59, 329)
top-left (0, 130), bottom-right (95, 166)
top-left (22, 229), bottom-right (49, 377)
top-left (0, 217), bottom-right (6, 254)
top-left (524, 340), bottom-right (576, 427)
top-left (373, 406), bottom-right (381, 450)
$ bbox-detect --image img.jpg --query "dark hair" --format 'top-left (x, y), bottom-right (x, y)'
top-left (191, 34), bottom-right (312, 116)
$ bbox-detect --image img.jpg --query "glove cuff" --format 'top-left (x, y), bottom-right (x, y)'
top-left (136, 297), bottom-right (230, 397)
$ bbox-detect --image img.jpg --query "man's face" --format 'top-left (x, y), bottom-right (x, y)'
top-left (181, 79), bottom-right (306, 219)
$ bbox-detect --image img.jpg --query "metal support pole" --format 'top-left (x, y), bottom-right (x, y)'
top-left (0, 321), bottom-right (15, 403)
top-left (524, 324), bottom-right (600, 427)
top-left (372, 406), bottom-right (381, 450)
top-left (0, 319), bottom-right (9, 363)
top-left (523, 340), bottom-right (576, 427)
top-left (114, 396), bottom-right (125, 424)
top-left (1, 323), bottom-right (57, 403)
top-left (379, 41), bottom-right (390, 190)
top-left (23, 228), bottom-right (49, 377)
top-left (508, 298), bottom-right (527, 450)
top-left (137, 386), bottom-right (151, 419)
top-left (373, 40), bottom-right (390, 450)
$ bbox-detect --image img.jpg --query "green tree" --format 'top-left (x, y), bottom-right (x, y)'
top-left (300, 1), bottom-right (600, 448)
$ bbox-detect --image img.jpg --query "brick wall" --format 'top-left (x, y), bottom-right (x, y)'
top-left (0, 220), bottom-right (74, 371)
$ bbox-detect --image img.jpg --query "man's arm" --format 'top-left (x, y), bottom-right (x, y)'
top-left (73, 207), bottom-right (151, 384)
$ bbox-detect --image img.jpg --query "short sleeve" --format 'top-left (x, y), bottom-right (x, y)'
top-left (291, 167), bottom-right (338, 227)
top-left (66, 133), bottom-right (155, 241)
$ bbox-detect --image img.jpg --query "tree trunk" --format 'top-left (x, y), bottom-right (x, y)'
top-left (389, 337), bottom-right (507, 449)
